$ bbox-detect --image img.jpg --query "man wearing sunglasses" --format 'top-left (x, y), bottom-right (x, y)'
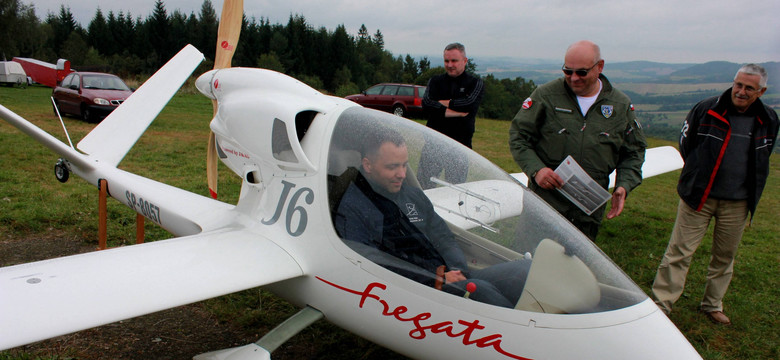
top-left (509, 40), bottom-right (646, 241)
top-left (651, 64), bottom-right (778, 325)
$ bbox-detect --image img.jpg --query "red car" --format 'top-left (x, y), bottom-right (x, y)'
top-left (345, 83), bottom-right (426, 118)
top-left (52, 71), bottom-right (133, 122)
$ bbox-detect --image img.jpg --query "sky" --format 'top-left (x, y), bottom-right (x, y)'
top-left (27, 0), bottom-right (780, 65)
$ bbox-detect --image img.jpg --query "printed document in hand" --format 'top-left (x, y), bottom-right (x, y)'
top-left (554, 156), bottom-right (611, 215)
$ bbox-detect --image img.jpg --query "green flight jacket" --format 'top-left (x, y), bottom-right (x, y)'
top-left (509, 75), bottom-right (646, 194)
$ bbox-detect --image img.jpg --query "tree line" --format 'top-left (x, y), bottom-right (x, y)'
top-left (0, 0), bottom-right (534, 120)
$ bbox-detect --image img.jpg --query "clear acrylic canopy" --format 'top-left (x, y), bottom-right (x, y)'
top-left (327, 107), bottom-right (646, 314)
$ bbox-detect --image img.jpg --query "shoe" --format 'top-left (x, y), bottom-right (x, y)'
top-left (704, 310), bottom-right (731, 325)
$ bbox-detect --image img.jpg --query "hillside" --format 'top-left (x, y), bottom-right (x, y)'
top-left (476, 58), bottom-right (779, 153)
top-left (478, 59), bottom-right (780, 96)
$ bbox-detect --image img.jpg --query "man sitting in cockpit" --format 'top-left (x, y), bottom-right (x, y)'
top-left (333, 127), bottom-right (531, 307)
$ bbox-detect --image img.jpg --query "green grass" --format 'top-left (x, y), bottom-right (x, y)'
top-left (1, 84), bottom-right (778, 359)
top-left (597, 144), bottom-right (780, 359)
top-left (0, 85), bottom-right (243, 244)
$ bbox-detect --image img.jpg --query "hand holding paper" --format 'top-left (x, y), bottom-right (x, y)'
top-left (553, 156), bottom-right (611, 215)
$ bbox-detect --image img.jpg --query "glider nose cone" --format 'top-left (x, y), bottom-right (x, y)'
top-left (196, 70), bottom-right (218, 100)
top-left (623, 307), bottom-right (703, 359)
top-left (526, 301), bottom-right (702, 359)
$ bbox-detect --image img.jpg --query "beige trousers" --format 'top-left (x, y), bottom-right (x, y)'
top-left (651, 198), bottom-right (748, 314)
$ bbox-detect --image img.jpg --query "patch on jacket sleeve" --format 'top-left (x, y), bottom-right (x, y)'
top-left (522, 97), bottom-right (533, 109)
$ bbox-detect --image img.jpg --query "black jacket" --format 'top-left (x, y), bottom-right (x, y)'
top-left (422, 72), bottom-right (485, 147)
top-left (677, 88), bottom-right (779, 217)
top-left (333, 172), bottom-right (469, 286)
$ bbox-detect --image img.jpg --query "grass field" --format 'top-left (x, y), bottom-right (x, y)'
top-left (1, 84), bottom-right (778, 359)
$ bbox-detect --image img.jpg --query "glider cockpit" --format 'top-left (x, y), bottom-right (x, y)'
top-left (325, 107), bottom-right (647, 314)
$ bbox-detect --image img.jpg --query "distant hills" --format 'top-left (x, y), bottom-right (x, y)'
top-left (470, 58), bottom-right (779, 152)
top-left (474, 59), bottom-right (780, 95)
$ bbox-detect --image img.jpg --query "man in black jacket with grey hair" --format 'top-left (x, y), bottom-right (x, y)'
top-left (651, 63), bottom-right (779, 325)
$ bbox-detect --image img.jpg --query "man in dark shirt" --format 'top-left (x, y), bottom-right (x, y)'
top-left (418, 42), bottom-right (485, 189)
top-left (333, 129), bottom-right (530, 308)
top-left (651, 64), bottom-right (779, 325)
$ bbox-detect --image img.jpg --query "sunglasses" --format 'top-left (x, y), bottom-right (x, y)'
top-left (562, 62), bottom-right (599, 77)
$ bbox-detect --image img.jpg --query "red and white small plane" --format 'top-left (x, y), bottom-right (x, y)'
top-left (0, 44), bottom-right (698, 359)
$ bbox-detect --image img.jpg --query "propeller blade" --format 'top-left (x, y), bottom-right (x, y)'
top-left (207, 0), bottom-right (244, 199)
top-left (214, 0), bottom-right (243, 70)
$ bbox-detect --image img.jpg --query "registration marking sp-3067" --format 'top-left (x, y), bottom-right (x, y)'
top-left (125, 190), bottom-right (161, 224)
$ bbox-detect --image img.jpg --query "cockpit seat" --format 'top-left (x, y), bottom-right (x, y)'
top-left (328, 167), bottom-right (359, 214)
top-left (515, 238), bottom-right (600, 313)
top-left (327, 148), bottom-right (362, 214)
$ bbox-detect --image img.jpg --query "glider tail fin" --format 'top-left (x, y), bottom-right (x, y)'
top-left (76, 45), bottom-right (204, 167)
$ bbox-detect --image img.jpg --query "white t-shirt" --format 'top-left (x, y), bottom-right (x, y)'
top-left (576, 79), bottom-right (603, 116)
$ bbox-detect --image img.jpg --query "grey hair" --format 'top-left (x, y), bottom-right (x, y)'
top-left (736, 63), bottom-right (768, 88)
top-left (444, 42), bottom-right (466, 57)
